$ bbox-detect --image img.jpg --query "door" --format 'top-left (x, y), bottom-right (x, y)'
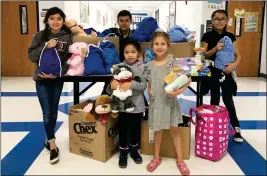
top-left (1, 1), bottom-right (38, 76)
top-left (227, 1), bottom-right (265, 77)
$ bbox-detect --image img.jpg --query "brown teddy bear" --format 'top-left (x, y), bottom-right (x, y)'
top-left (65, 19), bottom-right (88, 37)
top-left (84, 95), bottom-right (118, 125)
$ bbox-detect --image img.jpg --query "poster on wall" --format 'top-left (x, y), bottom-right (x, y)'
top-left (96, 10), bottom-right (101, 24)
top-left (165, 16), bottom-right (170, 31)
top-left (105, 13), bottom-right (109, 26)
top-left (234, 9), bottom-right (245, 18)
top-left (80, 1), bottom-right (90, 24)
top-left (169, 1), bottom-right (176, 29)
top-left (234, 18), bottom-right (242, 37)
top-left (244, 12), bottom-right (258, 32)
top-left (155, 9), bottom-right (159, 22)
top-left (208, 0), bottom-right (224, 9)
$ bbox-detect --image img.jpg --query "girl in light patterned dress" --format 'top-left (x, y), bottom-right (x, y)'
top-left (145, 31), bottom-right (191, 175)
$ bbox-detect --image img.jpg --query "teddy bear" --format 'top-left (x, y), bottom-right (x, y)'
top-left (111, 65), bottom-right (141, 113)
top-left (84, 95), bottom-right (118, 125)
top-left (66, 42), bottom-right (88, 76)
top-left (65, 19), bottom-right (98, 37)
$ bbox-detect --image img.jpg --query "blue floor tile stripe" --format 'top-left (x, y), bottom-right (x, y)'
top-left (1, 122), bottom-right (63, 175)
top-left (228, 135), bottom-right (267, 176)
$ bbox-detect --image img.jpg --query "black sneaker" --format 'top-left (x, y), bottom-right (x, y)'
top-left (118, 149), bottom-right (128, 168)
top-left (45, 142), bottom-right (50, 151)
top-left (50, 147), bottom-right (60, 164)
top-left (130, 144), bottom-right (143, 164)
top-left (233, 127), bottom-right (244, 143)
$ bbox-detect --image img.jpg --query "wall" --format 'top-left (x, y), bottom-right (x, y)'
top-left (260, 6), bottom-right (266, 74)
top-left (153, 1), bottom-right (203, 47)
top-left (38, 1), bottom-right (115, 32)
top-left (152, 1), bottom-right (172, 32)
top-left (153, 1), bottom-right (226, 47)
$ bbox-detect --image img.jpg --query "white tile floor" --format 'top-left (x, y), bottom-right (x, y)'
top-left (1, 77), bottom-right (266, 175)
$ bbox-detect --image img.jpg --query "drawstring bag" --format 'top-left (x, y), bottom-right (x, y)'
top-left (168, 25), bottom-right (188, 43)
top-left (84, 44), bottom-right (107, 75)
top-left (130, 17), bottom-right (158, 42)
top-left (215, 36), bottom-right (235, 70)
top-left (98, 33), bottom-right (120, 74)
top-left (38, 38), bottom-right (62, 77)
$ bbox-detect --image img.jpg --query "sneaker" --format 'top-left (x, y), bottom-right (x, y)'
top-left (45, 142), bottom-right (50, 151)
top-left (50, 147), bottom-right (60, 164)
top-left (130, 144), bottom-right (143, 164)
top-left (119, 149), bottom-right (128, 168)
top-left (233, 127), bottom-right (244, 143)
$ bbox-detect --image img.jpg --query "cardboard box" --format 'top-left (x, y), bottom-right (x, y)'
top-left (140, 121), bottom-right (191, 160)
top-left (69, 100), bottom-right (119, 162)
top-left (73, 36), bottom-right (120, 53)
top-left (141, 42), bottom-right (195, 58)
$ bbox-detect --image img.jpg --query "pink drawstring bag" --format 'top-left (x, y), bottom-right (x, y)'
top-left (190, 105), bottom-right (234, 162)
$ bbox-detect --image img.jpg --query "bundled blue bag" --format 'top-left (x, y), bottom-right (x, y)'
top-left (130, 17), bottom-right (158, 42)
top-left (99, 38), bottom-right (120, 74)
top-left (144, 47), bottom-right (155, 63)
top-left (167, 25), bottom-right (188, 43)
top-left (83, 27), bottom-right (98, 35)
top-left (215, 36), bottom-right (235, 70)
top-left (84, 44), bottom-right (107, 75)
top-left (38, 38), bottom-right (62, 77)
top-left (97, 29), bottom-right (117, 37)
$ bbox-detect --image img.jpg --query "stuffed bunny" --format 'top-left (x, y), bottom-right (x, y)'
top-left (66, 42), bottom-right (88, 76)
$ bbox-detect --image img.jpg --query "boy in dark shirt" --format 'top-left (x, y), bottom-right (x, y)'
top-left (101, 10), bottom-right (135, 95)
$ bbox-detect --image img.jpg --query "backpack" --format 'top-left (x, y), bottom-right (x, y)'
top-left (38, 38), bottom-right (62, 77)
top-left (84, 44), bottom-right (107, 75)
top-left (190, 105), bottom-right (234, 161)
top-left (215, 36), bottom-right (235, 70)
top-left (98, 34), bottom-right (120, 74)
top-left (130, 17), bottom-right (158, 42)
top-left (167, 25), bottom-right (188, 43)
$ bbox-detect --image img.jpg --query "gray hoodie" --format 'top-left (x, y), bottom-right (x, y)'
top-left (106, 59), bottom-right (147, 113)
top-left (28, 29), bottom-right (73, 80)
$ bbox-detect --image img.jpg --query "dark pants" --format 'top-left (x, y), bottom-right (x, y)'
top-left (36, 80), bottom-right (64, 142)
top-left (101, 81), bottom-right (110, 95)
top-left (209, 74), bottom-right (240, 128)
top-left (119, 112), bottom-right (142, 148)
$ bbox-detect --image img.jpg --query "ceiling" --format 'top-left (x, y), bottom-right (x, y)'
top-left (104, 1), bottom-right (163, 14)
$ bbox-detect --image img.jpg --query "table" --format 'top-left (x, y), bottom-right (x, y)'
top-left (62, 75), bottom-right (211, 107)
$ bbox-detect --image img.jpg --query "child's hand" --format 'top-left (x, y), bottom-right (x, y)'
top-left (215, 41), bottom-right (224, 51)
top-left (120, 82), bottom-right (132, 92)
top-left (167, 87), bottom-right (184, 97)
top-left (46, 40), bottom-right (57, 48)
top-left (223, 63), bottom-right (236, 74)
top-left (38, 72), bottom-right (57, 79)
top-left (111, 80), bottom-right (120, 90)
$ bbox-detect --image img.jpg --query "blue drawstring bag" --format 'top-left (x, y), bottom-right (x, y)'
top-left (215, 36), bottom-right (235, 70)
top-left (97, 29), bottom-right (117, 37)
top-left (83, 27), bottom-right (98, 35)
top-left (167, 25), bottom-right (188, 43)
top-left (38, 38), bottom-right (62, 77)
top-left (99, 35), bottom-right (120, 74)
top-left (144, 47), bottom-right (155, 63)
top-left (130, 17), bottom-right (158, 42)
top-left (84, 44), bottom-right (107, 75)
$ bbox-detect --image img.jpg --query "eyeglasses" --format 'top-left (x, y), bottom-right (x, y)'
top-left (213, 18), bottom-right (227, 23)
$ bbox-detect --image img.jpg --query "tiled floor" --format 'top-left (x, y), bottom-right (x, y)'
top-left (1, 77), bottom-right (266, 175)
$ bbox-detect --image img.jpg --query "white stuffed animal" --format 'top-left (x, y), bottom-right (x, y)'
top-left (111, 65), bottom-right (137, 113)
